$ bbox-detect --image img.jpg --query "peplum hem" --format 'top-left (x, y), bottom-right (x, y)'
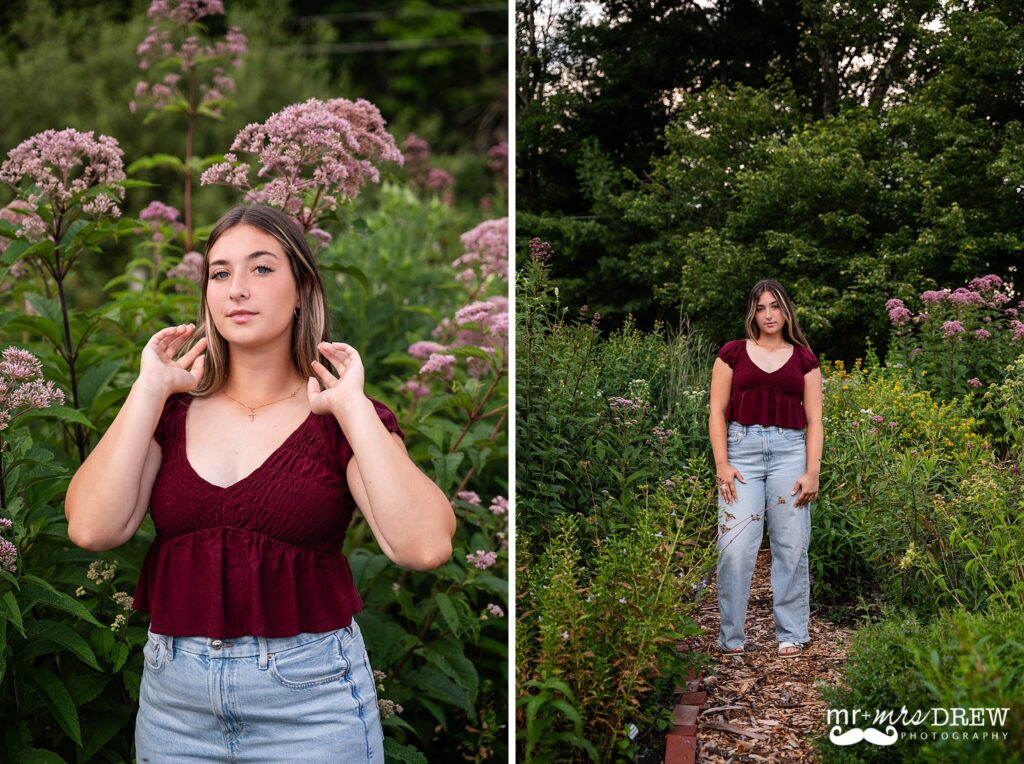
top-left (726, 387), bottom-right (807, 430)
top-left (132, 526), bottom-right (363, 639)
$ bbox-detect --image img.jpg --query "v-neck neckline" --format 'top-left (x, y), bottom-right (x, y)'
top-left (181, 395), bottom-right (314, 491)
top-left (744, 340), bottom-right (795, 375)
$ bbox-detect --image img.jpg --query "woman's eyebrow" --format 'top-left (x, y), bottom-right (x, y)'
top-left (208, 250), bottom-right (280, 267)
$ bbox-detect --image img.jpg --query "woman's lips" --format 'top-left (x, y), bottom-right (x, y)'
top-left (229, 311), bottom-right (256, 324)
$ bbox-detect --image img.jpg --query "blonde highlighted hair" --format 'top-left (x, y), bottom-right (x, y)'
top-left (186, 205), bottom-right (330, 396)
top-left (743, 279), bottom-right (810, 348)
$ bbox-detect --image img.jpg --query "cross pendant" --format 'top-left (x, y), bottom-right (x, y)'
top-left (247, 409), bottom-right (256, 422)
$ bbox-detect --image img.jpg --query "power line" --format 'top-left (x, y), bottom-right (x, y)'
top-left (295, 4), bottom-right (507, 24)
top-left (266, 35), bottom-right (506, 54)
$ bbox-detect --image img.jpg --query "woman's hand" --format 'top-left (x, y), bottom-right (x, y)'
top-left (308, 341), bottom-right (367, 416)
top-left (137, 324), bottom-right (207, 397)
top-left (792, 472), bottom-right (819, 507)
top-left (716, 463), bottom-right (746, 505)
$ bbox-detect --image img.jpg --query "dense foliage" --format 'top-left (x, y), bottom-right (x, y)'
top-left (0, 2), bottom-right (508, 761)
top-left (516, 0), bottom-right (1024, 361)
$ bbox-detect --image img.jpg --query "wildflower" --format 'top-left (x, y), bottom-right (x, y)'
top-left (920, 289), bottom-right (949, 304)
top-left (453, 218), bottom-right (508, 282)
top-left (0, 518), bottom-right (11, 529)
top-left (949, 288), bottom-right (984, 306)
top-left (75, 586), bottom-right (87, 598)
top-left (969, 275), bottom-right (1003, 292)
top-left (887, 421), bottom-right (898, 428)
top-left (899, 542), bottom-right (921, 571)
top-left (166, 250), bottom-right (204, 290)
top-left (111, 613), bottom-right (128, 633)
top-left (378, 699), bottom-right (404, 719)
top-left (1006, 308), bottom-right (1019, 317)
top-left (1, 129), bottom-right (126, 225)
top-left (139, 200), bottom-right (181, 224)
top-left (466, 550), bottom-right (497, 570)
top-left (872, 415), bottom-right (884, 423)
top-left (850, 420), bottom-right (860, 430)
top-left (201, 98), bottom-right (402, 230)
top-left (399, 380), bottom-right (430, 399)
top-left (529, 237), bottom-right (553, 262)
top-left (618, 597), bottom-right (627, 604)
top-left (485, 603), bottom-right (504, 618)
top-left (456, 491), bottom-right (481, 506)
top-left (489, 496), bottom-right (508, 515)
top-left (885, 298), bottom-right (911, 325)
top-left (408, 341), bottom-right (446, 359)
top-left (0, 347), bottom-right (65, 431)
top-left (911, 347), bottom-right (923, 356)
top-left (942, 320), bottom-right (965, 337)
top-left (0, 538), bottom-right (17, 573)
top-left (112, 592), bottom-right (134, 611)
top-left (968, 377), bottom-right (982, 388)
top-left (974, 329), bottom-right (990, 340)
top-left (561, 630), bottom-right (569, 639)
top-left (487, 142), bottom-right (508, 189)
top-left (1011, 320), bottom-right (1024, 340)
top-left (869, 427), bottom-right (879, 435)
top-left (419, 353), bottom-right (456, 379)
top-left (87, 559), bottom-right (118, 584)
top-left (1012, 464), bottom-right (1020, 475)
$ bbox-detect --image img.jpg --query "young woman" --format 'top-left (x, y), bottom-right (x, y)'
top-left (65, 204), bottom-right (456, 761)
top-left (708, 279), bottom-right (823, 659)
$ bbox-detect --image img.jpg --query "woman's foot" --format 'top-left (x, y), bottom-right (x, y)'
top-left (778, 642), bottom-right (803, 658)
top-left (720, 645), bottom-right (744, 655)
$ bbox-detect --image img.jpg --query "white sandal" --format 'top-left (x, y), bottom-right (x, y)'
top-left (778, 642), bottom-right (803, 658)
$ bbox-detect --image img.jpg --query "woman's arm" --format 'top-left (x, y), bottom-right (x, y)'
top-left (793, 367), bottom-right (824, 506)
top-left (709, 358), bottom-right (745, 504)
top-left (65, 325), bottom-right (207, 551)
top-left (309, 342), bottom-right (455, 571)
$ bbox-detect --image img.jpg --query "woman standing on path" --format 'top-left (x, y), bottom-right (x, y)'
top-left (708, 279), bottom-right (823, 659)
top-left (65, 204), bottom-right (455, 762)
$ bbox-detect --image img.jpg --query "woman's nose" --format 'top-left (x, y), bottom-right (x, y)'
top-left (229, 275), bottom-right (249, 299)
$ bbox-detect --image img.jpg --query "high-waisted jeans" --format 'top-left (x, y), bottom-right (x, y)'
top-left (717, 422), bottom-right (812, 651)
top-left (135, 620), bottom-right (384, 763)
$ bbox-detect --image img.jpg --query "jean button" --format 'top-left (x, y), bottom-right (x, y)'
top-left (211, 639), bottom-right (223, 650)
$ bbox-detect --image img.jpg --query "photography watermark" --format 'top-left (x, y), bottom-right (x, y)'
top-left (827, 706), bottom-right (1010, 746)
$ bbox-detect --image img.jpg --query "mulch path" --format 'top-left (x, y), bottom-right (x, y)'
top-left (686, 548), bottom-right (854, 762)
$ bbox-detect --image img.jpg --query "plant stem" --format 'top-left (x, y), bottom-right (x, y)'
top-left (184, 66), bottom-right (197, 251)
top-left (52, 234), bottom-right (86, 463)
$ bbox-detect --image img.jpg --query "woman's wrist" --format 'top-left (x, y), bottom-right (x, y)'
top-left (330, 392), bottom-right (375, 428)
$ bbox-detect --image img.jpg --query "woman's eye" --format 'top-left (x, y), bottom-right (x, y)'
top-left (255, 265), bottom-right (273, 274)
top-left (209, 271), bottom-right (228, 280)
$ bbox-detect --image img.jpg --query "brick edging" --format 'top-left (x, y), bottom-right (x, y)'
top-left (664, 668), bottom-right (707, 764)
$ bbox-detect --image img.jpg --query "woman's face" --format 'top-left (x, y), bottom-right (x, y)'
top-left (754, 290), bottom-right (786, 338)
top-left (205, 224), bottom-right (299, 351)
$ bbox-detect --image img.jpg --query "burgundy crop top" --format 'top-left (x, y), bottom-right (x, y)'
top-left (131, 393), bottom-right (404, 638)
top-left (716, 339), bottom-right (819, 429)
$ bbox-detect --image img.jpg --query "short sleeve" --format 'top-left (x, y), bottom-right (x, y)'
top-left (370, 398), bottom-right (405, 439)
top-left (153, 394), bottom-right (185, 448)
top-left (798, 345), bottom-right (820, 374)
top-left (716, 340), bottom-right (744, 369)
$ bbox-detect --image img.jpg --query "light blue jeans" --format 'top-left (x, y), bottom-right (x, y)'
top-left (717, 422), bottom-right (811, 651)
top-left (135, 620), bottom-right (384, 763)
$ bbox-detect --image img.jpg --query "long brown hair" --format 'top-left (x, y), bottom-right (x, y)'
top-left (187, 205), bottom-right (330, 396)
top-left (743, 279), bottom-right (810, 348)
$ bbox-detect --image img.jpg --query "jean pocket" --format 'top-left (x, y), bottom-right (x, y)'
top-left (726, 425), bottom-right (745, 445)
top-left (780, 428), bottom-right (806, 442)
top-left (269, 630), bottom-right (351, 689)
top-left (143, 633), bottom-right (168, 674)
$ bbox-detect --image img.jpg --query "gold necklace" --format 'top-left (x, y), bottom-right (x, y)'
top-left (222, 383), bottom-right (303, 422)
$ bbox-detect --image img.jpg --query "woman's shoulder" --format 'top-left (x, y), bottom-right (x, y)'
top-left (716, 339), bottom-right (747, 368)
top-left (794, 343), bottom-right (820, 373)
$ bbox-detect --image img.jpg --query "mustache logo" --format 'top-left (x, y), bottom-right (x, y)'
top-left (829, 725), bottom-right (899, 746)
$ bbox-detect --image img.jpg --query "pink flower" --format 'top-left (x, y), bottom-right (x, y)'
top-left (0, 538), bottom-right (16, 573)
top-left (487, 142), bottom-right (508, 190)
top-left (456, 491), bottom-right (481, 506)
top-left (974, 329), bottom-right (990, 340)
top-left (453, 218), bottom-right (508, 283)
top-left (949, 288), bottom-right (984, 306)
top-left (485, 603), bottom-right (504, 618)
top-left (408, 341), bottom-right (446, 359)
top-left (399, 380), bottom-right (430, 399)
top-left (466, 550), bottom-right (497, 570)
top-left (920, 289), bottom-right (949, 304)
top-left (871, 415), bottom-right (884, 423)
top-left (969, 275), bottom-right (1003, 292)
top-left (850, 420), bottom-right (860, 430)
top-left (166, 251), bottom-right (204, 291)
top-left (203, 98), bottom-right (402, 230)
top-left (885, 298), bottom-right (911, 325)
top-left (489, 496), bottom-right (508, 515)
top-left (0, 518), bottom-right (11, 529)
top-left (942, 320), bottom-right (965, 337)
top-left (140, 200), bottom-right (180, 224)
top-left (419, 353), bottom-right (456, 378)
top-left (968, 377), bottom-right (982, 388)
top-left (1, 129), bottom-right (125, 222)
top-left (1011, 320), bottom-right (1024, 340)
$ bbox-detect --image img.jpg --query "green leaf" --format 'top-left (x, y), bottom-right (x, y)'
top-left (0, 619), bottom-right (7, 685)
top-left (430, 452), bottom-right (465, 494)
top-left (22, 667), bottom-right (82, 746)
top-left (382, 738), bottom-right (427, 764)
top-left (1, 590), bottom-right (25, 637)
top-left (433, 592), bottom-right (462, 636)
top-left (77, 704), bottom-right (132, 762)
top-left (19, 406), bottom-right (95, 429)
top-left (5, 315), bottom-right (64, 349)
top-left (77, 359), bottom-right (122, 411)
top-left (319, 262), bottom-right (370, 291)
top-left (473, 574), bottom-right (507, 597)
top-left (417, 638), bottom-right (478, 709)
top-left (2, 239), bottom-right (30, 266)
top-left (11, 750), bottom-right (68, 764)
top-left (127, 154), bottom-right (185, 174)
top-left (18, 575), bottom-right (103, 627)
top-left (355, 611), bottom-right (419, 666)
top-left (25, 620), bottom-right (101, 671)
top-left (407, 664), bottom-right (473, 719)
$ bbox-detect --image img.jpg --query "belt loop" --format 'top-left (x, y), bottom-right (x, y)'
top-left (166, 635), bottom-right (175, 661)
top-left (258, 636), bottom-right (269, 670)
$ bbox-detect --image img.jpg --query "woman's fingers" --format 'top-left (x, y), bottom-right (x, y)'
top-left (177, 336), bottom-right (208, 368)
top-left (734, 470), bottom-right (746, 484)
top-left (188, 353), bottom-right (206, 384)
top-left (311, 359), bottom-right (338, 388)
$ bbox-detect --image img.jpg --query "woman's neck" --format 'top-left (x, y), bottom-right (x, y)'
top-left (752, 336), bottom-right (789, 350)
top-left (224, 346), bottom-right (304, 402)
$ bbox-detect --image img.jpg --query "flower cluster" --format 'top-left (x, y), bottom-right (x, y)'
top-left (402, 133), bottom-right (454, 205)
top-left (483, 603), bottom-right (504, 619)
top-left (0, 347), bottom-right (66, 431)
top-left (487, 142), bottom-right (508, 191)
top-left (0, 129), bottom-right (126, 229)
top-left (202, 97), bottom-right (403, 237)
top-left (0, 517), bottom-right (16, 573)
top-left (466, 550), bottom-right (498, 570)
top-left (132, 0), bottom-right (247, 117)
top-left (489, 495), bottom-right (508, 515)
top-left (87, 559), bottom-right (119, 584)
top-left (886, 298), bottom-right (912, 325)
top-left (138, 200), bottom-right (186, 245)
top-left (452, 218), bottom-right (508, 287)
top-left (166, 250), bottom-right (204, 290)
